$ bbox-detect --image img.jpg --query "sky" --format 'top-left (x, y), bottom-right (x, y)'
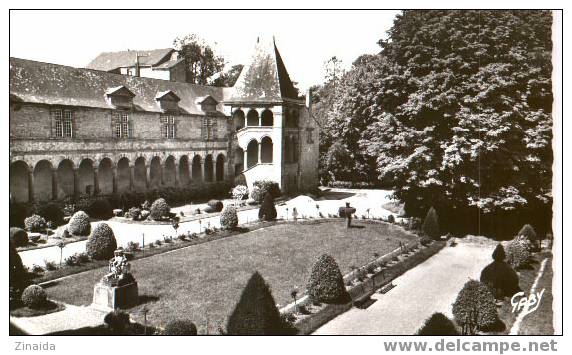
top-left (9, 10), bottom-right (400, 90)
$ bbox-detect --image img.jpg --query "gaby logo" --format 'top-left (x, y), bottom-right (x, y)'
top-left (511, 289), bottom-right (545, 316)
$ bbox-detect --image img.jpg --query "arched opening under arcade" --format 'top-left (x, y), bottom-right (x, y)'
top-left (149, 156), bottom-right (162, 188)
top-left (10, 161), bottom-right (29, 203)
top-left (234, 109), bottom-right (245, 131)
top-left (98, 158), bottom-right (114, 195)
top-left (57, 160), bottom-right (74, 199)
top-left (216, 154), bottom-right (225, 181)
top-left (179, 156), bottom-right (190, 186)
top-left (261, 109), bottom-right (273, 127)
top-left (246, 140), bottom-right (259, 169)
top-left (117, 157), bottom-right (131, 192)
top-left (247, 109), bottom-right (259, 127)
top-left (134, 157), bottom-right (147, 191)
top-left (78, 159), bottom-right (95, 196)
top-left (191, 155), bottom-right (202, 181)
top-left (260, 137), bottom-right (273, 163)
top-left (163, 156), bottom-right (177, 186)
top-left (234, 148), bottom-right (244, 175)
top-left (204, 155), bottom-right (214, 182)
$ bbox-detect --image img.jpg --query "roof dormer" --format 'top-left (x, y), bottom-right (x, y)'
top-left (197, 95), bottom-right (218, 113)
top-left (106, 86), bottom-right (135, 108)
top-left (155, 90), bottom-right (181, 112)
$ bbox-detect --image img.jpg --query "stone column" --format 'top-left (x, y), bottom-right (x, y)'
top-left (112, 166), bottom-right (118, 194)
top-left (174, 163), bottom-right (180, 187)
top-left (258, 142), bottom-right (262, 164)
top-left (93, 167), bottom-right (100, 195)
top-left (52, 168), bottom-right (58, 200)
top-left (243, 149), bottom-right (248, 171)
top-left (73, 168), bottom-right (80, 198)
top-left (145, 165), bottom-right (150, 189)
top-left (199, 161), bottom-right (205, 182)
top-left (27, 168), bottom-right (34, 203)
top-left (129, 165), bottom-right (135, 190)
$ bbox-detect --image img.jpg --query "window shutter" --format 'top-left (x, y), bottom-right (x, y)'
top-left (202, 117), bottom-right (207, 140)
top-left (128, 120), bottom-right (133, 139)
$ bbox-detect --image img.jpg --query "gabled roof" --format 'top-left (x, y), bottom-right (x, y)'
top-left (153, 57), bottom-right (185, 70)
top-left (228, 37), bottom-right (299, 104)
top-left (10, 57), bottom-right (226, 115)
top-left (196, 95), bottom-right (219, 105)
top-left (86, 48), bottom-right (174, 72)
top-left (155, 90), bottom-right (181, 102)
top-left (106, 86), bottom-right (136, 97)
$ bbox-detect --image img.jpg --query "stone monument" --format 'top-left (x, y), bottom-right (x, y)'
top-left (92, 248), bottom-right (138, 310)
top-left (338, 202), bottom-right (357, 228)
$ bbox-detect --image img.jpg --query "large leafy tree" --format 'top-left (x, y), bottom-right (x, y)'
top-left (361, 10), bottom-right (553, 235)
top-left (173, 34), bottom-right (225, 85)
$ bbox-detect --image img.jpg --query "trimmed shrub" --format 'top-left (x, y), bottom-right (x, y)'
top-left (207, 200), bottom-right (224, 212)
top-left (253, 180), bottom-right (281, 199)
top-left (231, 185), bottom-right (249, 201)
top-left (140, 210), bottom-right (150, 220)
top-left (307, 254), bottom-right (350, 304)
top-left (10, 202), bottom-right (29, 228)
top-left (258, 194), bottom-right (277, 221)
top-left (226, 271), bottom-right (289, 335)
top-left (36, 202), bottom-right (65, 227)
top-left (87, 198), bottom-right (113, 220)
top-left (10, 227), bottom-right (28, 247)
top-left (452, 280), bottom-right (498, 333)
top-left (518, 224), bottom-right (537, 243)
top-left (129, 207), bottom-right (142, 221)
top-left (417, 313), bottom-right (459, 335)
top-left (220, 206), bottom-right (239, 230)
top-left (422, 207), bottom-right (440, 240)
top-left (480, 261), bottom-right (520, 299)
top-left (68, 211), bottom-right (91, 236)
top-left (250, 186), bottom-right (264, 204)
top-left (104, 310), bottom-right (130, 334)
top-left (164, 320), bottom-right (198, 335)
top-left (86, 223), bottom-right (117, 260)
top-left (21, 285), bottom-right (47, 309)
top-left (387, 214), bottom-right (395, 223)
top-left (10, 241), bottom-right (27, 291)
top-left (24, 214), bottom-right (46, 233)
top-left (506, 239), bottom-right (531, 269)
top-left (150, 198), bottom-right (170, 221)
top-left (492, 244), bottom-right (506, 262)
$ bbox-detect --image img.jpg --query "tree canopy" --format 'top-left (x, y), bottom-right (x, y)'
top-left (319, 10), bottom-right (553, 235)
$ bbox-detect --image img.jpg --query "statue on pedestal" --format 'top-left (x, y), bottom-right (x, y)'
top-left (93, 247), bottom-right (138, 310)
top-left (102, 248), bottom-right (135, 287)
top-left (339, 202), bottom-right (357, 228)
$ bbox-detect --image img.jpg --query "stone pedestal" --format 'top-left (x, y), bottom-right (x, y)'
top-left (92, 281), bottom-right (138, 310)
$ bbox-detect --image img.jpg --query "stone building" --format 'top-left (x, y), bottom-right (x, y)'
top-left (9, 38), bottom-right (319, 204)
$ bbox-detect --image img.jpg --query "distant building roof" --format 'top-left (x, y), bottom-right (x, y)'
top-left (85, 48), bottom-right (175, 72)
top-left (228, 37), bottom-right (299, 104)
top-left (10, 57), bottom-right (230, 115)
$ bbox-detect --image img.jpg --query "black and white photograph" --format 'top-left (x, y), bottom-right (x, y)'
top-left (5, 3), bottom-right (565, 352)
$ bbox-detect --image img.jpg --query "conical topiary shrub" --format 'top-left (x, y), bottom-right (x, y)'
top-left (422, 207), bottom-right (440, 240)
top-left (307, 254), bottom-right (350, 304)
top-left (417, 312), bottom-right (459, 335)
top-left (86, 223), bottom-right (117, 260)
top-left (492, 244), bottom-right (506, 262)
top-left (226, 271), bottom-right (287, 335)
top-left (258, 193), bottom-right (277, 221)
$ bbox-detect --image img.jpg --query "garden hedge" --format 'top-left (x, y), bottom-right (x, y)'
top-left (480, 260), bottom-right (520, 299)
top-left (36, 202), bottom-right (65, 227)
top-left (87, 198), bottom-right (113, 220)
top-left (258, 194), bottom-right (277, 221)
top-left (506, 239), bottom-right (531, 269)
top-left (86, 223), bottom-right (117, 260)
top-left (220, 206), bottom-right (238, 230)
top-left (24, 214), bottom-right (46, 233)
top-left (452, 280), bottom-right (498, 333)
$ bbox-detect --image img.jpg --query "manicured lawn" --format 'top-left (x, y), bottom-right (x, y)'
top-left (44, 219), bottom-right (415, 334)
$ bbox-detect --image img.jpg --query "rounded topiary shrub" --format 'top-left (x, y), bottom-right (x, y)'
top-left (86, 223), bottom-right (117, 260)
top-left (307, 254), bottom-right (349, 304)
top-left (150, 198), bottom-right (170, 221)
top-left (68, 211), bottom-right (91, 236)
top-left (164, 320), bottom-right (198, 335)
top-left (24, 214), bottom-right (46, 233)
top-left (506, 239), bottom-right (531, 269)
top-left (226, 271), bottom-right (287, 335)
top-left (104, 310), bottom-right (130, 334)
top-left (452, 280), bottom-right (498, 333)
top-left (87, 198), bottom-right (113, 220)
top-left (480, 260), bottom-right (520, 299)
top-left (129, 207), bottom-right (141, 221)
top-left (10, 240), bottom-right (27, 291)
top-left (250, 186), bottom-right (264, 204)
top-left (21, 284), bottom-right (47, 309)
top-left (253, 180), bottom-right (281, 199)
top-left (10, 227), bottom-right (28, 247)
top-left (417, 312), bottom-right (459, 335)
top-left (36, 202), bottom-right (65, 227)
top-left (258, 194), bottom-right (277, 221)
top-left (220, 206), bottom-right (238, 230)
top-left (422, 207), bottom-right (440, 240)
top-left (207, 200), bottom-right (224, 212)
top-left (518, 224), bottom-right (537, 243)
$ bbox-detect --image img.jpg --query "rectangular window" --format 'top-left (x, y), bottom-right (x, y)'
top-left (161, 115), bottom-right (176, 139)
top-left (51, 108), bottom-right (73, 138)
top-left (202, 116), bottom-right (217, 140)
top-left (112, 112), bottom-right (130, 138)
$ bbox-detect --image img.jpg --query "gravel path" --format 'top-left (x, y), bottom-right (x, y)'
top-left (313, 236), bottom-right (497, 335)
top-left (19, 189), bottom-right (397, 268)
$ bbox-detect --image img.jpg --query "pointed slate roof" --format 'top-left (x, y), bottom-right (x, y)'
top-left (228, 37), bottom-right (299, 104)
